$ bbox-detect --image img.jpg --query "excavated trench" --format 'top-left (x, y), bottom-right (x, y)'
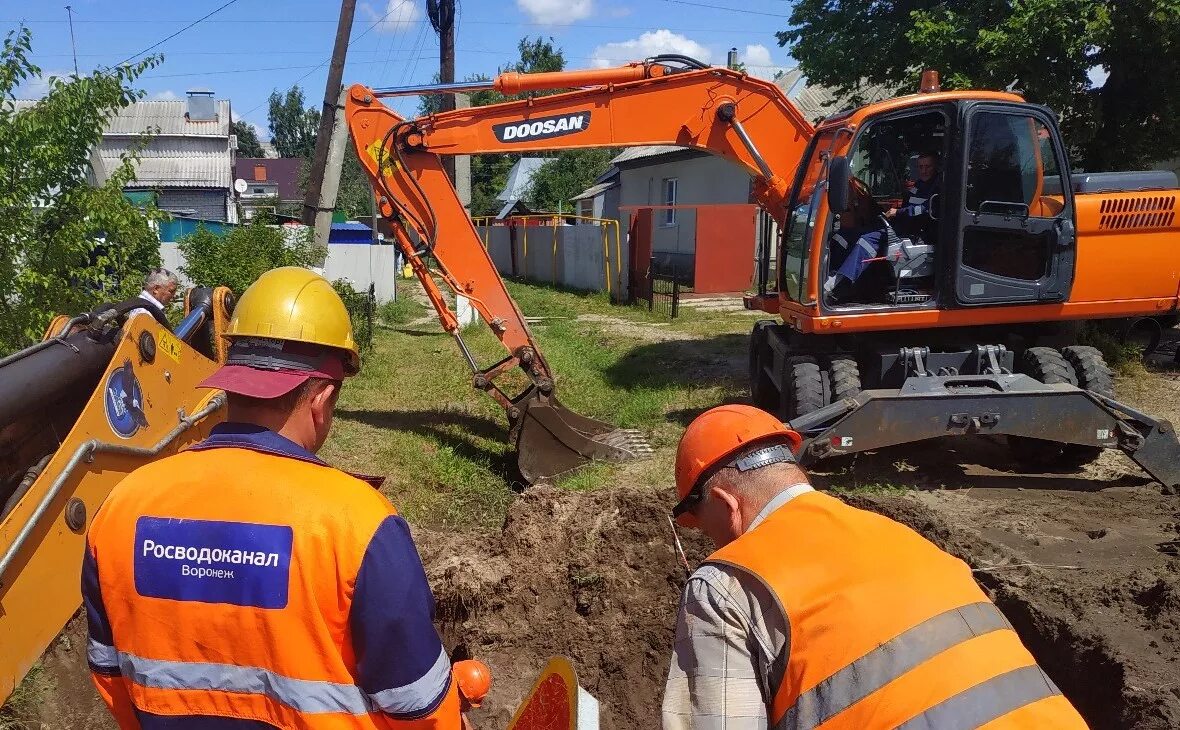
top-left (8, 478), bottom-right (1179, 728)
top-left (415, 481), bottom-right (1180, 730)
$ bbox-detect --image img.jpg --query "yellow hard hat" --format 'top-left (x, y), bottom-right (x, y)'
top-left (225, 267), bottom-right (359, 375)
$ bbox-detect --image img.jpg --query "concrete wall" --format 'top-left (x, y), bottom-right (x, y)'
top-left (154, 188), bottom-right (231, 222)
top-left (617, 154), bottom-right (751, 256)
top-left (476, 223), bottom-right (623, 297)
top-left (160, 243), bottom-right (399, 303)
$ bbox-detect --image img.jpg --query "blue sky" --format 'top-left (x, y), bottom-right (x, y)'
top-left (5, 0), bottom-right (798, 138)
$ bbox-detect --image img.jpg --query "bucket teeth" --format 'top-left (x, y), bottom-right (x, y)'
top-left (512, 394), bottom-right (653, 483)
top-left (594, 429), bottom-right (654, 457)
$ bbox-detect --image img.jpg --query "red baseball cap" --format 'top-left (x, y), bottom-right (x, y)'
top-left (198, 337), bottom-right (347, 399)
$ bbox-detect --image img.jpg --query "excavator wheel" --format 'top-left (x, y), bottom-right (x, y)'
top-left (1008, 347), bottom-right (1103, 471)
top-left (779, 355), bottom-right (825, 421)
top-left (827, 354), bottom-right (863, 403)
top-left (1058, 346), bottom-right (1116, 466)
top-left (749, 320), bottom-right (779, 413)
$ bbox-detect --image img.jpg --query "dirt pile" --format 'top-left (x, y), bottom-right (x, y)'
top-left (416, 483), bottom-right (708, 729)
top-left (850, 489), bottom-right (1180, 729)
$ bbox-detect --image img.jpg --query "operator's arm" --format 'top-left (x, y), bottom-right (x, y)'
top-left (351, 515), bottom-right (462, 729)
top-left (82, 541), bottom-right (142, 730)
top-left (662, 565), bottom-right (787, 729)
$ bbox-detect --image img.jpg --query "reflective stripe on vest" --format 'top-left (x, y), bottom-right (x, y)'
top-left (704, 492), bottom-right (1085, 730)
top-left (89, 639), bottom-right (451, 716)
top-left (895, 665), bottom-right (1061, 730)
top-left (777, 601), bottom-right (1014, 729)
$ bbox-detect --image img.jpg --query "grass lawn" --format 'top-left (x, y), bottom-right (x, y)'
top-left (319, 280), bottom-right (756, 529)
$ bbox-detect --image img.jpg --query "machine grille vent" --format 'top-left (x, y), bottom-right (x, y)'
top-left (1098, 195), bottom-right (1176, 230)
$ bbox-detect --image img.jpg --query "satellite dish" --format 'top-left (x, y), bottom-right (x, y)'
top-left (234, 178), bottom-right (248, 194)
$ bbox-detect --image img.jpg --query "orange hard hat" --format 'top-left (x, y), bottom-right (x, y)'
top-left (673, 405), bottom-right (803, 525)
top-left (454, 659), bottom-right (492, 708)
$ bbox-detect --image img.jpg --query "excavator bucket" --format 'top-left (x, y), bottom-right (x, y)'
top-left (512, 393), bottom-right (652, 483)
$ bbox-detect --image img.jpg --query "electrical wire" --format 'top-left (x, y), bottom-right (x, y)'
top-left (236, 0), bottom-right (411, 118)
top-left (657, 0), bottom-right (791, 18)
top-left (116, 0), bottom-right (241, 66)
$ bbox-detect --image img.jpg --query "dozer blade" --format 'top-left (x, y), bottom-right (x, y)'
top-left (512, 393), bottom-right (652, 483)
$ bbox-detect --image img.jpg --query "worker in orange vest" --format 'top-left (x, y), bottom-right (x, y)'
top-left (83, 267), bottom-right (483, 729)
top-left (662, 404), bottom-right (1089, 729)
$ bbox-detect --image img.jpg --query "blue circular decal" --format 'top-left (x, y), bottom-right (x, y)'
top-left (105, 359), bottom-right (148, 439)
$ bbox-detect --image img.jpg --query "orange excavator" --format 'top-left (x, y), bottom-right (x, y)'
top-left (346, 57), bottom-right (1180, 488)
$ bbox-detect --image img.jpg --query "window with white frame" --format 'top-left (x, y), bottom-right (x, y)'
top-left (661, 177), bottom-right (678, 225)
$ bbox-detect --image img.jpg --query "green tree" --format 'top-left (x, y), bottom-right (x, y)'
top-left (294, 143), bottom-right (373, 221)
top-left (526, 148), bottom-right (617, 213)
top-left (267, 85), bottom-right (319, 159)
top-left (415, 37), bottom-right (570, 216)
top-left (778, 0), bottom-right (1180, 171)
top-left (177, 220), bottom-right (325, 296)
top-left (0, 27), bottom-right (164, 353)
top-left (231, 119), bottom-right (265, 158)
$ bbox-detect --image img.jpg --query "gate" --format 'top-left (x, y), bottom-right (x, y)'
top-left (647, 268), bottom-right (681, 318)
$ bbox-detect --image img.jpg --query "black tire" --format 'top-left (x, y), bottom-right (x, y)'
top-left (1009, 347), bottom-right (1092, 470)
top-left (781, 355), bottom-right (824, 421)
top-left (1061, 345), bottom-right (1114, 397)
top-left (749, 320), bottom-right (778, 413)
top-left (1020, 347), bottom-right (1078, 386)
top-left (1059, 345), bottom-right (1115, 465)
top-left (828, 354), bottom-right (862, 402)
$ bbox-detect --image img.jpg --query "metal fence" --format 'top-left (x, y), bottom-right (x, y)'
top-left (472, 214), bottom-right (624, 298)
top-left (647, 272), bottom-right (681, 318)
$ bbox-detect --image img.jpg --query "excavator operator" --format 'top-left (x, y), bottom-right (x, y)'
top-left (82, 267), bottom-right (469, 729)
top-left (887, 151), bottom-right (941, 243)
top-left (663, 404), bottom-right (1088, 729)
top-left (824, 181), bottom-right (890, 302)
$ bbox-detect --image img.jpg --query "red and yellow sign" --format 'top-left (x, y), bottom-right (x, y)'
top-left (507, 657), bottom-right (598, 730)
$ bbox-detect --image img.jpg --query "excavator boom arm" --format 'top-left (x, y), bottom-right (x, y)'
top-left (343, 60), bottom-right (816, 481)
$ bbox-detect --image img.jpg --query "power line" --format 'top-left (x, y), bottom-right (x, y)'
top-left (235, 0), bottom-right (409, 119)
top-left (658, 0), bottom-right (791, 17)
top-left (6, 17), bottom-right (776, 34)
top-left (116, 0), bottom-right (242, 66)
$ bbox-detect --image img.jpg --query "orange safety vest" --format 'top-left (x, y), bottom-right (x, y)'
top-left (85, 435), bottom-right (459, 729)
top-left (706, 491), bottom-right (1088, 729)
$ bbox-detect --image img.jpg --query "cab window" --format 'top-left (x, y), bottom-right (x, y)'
top-left (781, 129), bottom-right (838, 302)
top-left (962, 113), bottom-right (1067, 281)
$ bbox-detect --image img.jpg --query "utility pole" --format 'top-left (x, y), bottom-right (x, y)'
top-left (303, 0), bottom-right (357, 239)
top-left (428, 0), bottom-right (457, 182)
top-left (65, 6), bottom-right (79, 76)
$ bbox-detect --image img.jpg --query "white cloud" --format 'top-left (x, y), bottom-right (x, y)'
top-left (744, 44), bottom-right (773, 68)
top-left (14, 69), bottom-right (71, 99)
top-left (590, 30), bottom-right (711, 68)
top-left (149, 90), bottom-right (178, 100)
top-left (517, 0), bottom-right (593, 25)
top-left (361, 0), bottom-right (423, 33)
top-left (1087, 65), bottom-right (1109, 88)
top-left (742, 44), bottom-right (790, 81)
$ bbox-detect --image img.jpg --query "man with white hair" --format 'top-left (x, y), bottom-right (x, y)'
top-left (128, 268), bottom-right (179, 328)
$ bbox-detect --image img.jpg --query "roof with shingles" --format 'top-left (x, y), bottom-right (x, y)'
top-left (12, 97), bottom-right (233, 189)
top-left (103, 99), bottom-right (231, 137)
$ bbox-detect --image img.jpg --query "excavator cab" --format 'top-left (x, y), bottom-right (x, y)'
top-left (781, 99), bottom-right (1077, 315)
